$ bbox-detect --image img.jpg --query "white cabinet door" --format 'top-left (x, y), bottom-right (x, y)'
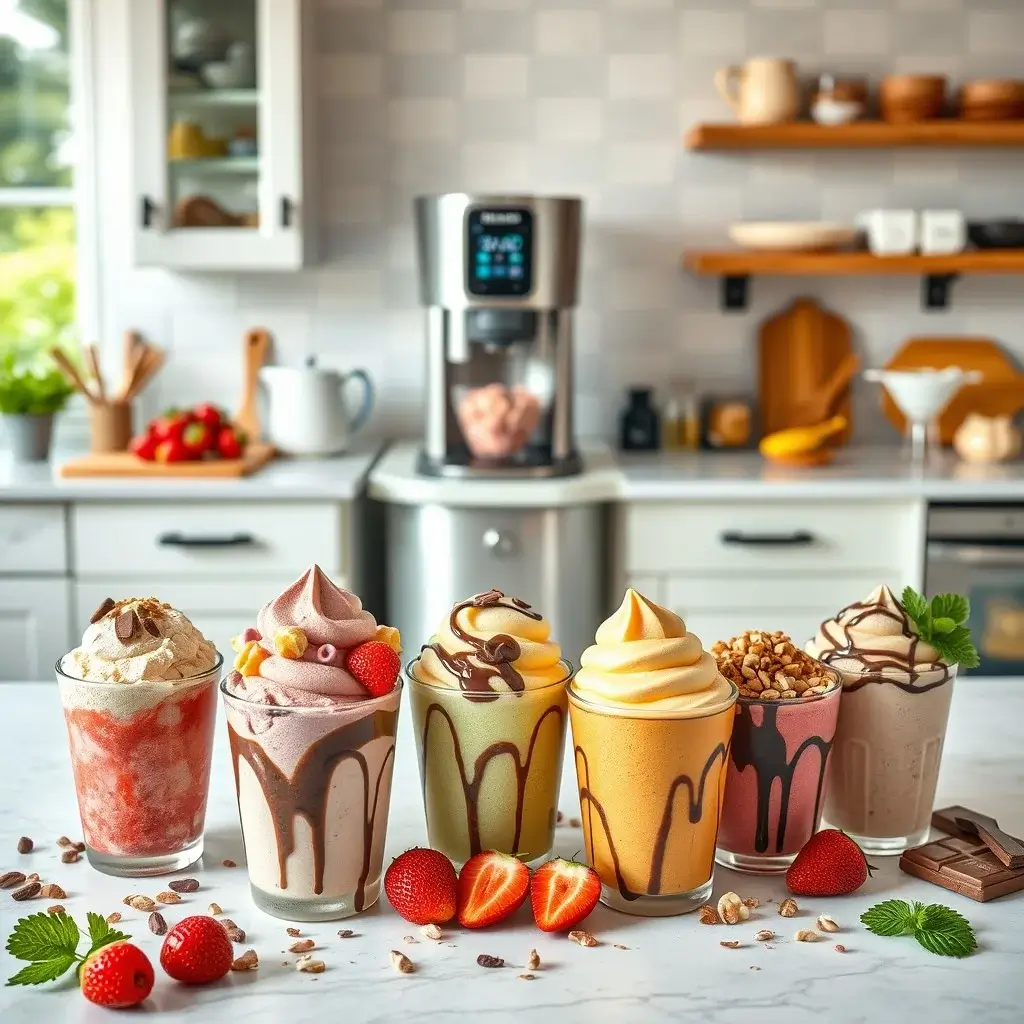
top-left (130, 0), bottom-right (311, 270)
top-left (0, 579), bottom-right (72, 681)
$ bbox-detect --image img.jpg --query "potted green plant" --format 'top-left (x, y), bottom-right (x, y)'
top-left (0, 344), bottom-right (74, 462)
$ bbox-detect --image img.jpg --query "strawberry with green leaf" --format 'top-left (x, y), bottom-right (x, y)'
top-left (6, 911), bottom-right (132, 987)
top-left (901, 587), bottom-right (980, 669)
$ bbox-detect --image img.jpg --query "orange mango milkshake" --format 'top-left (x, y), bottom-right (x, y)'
top-left (568, 590), bottom-right (737, 915)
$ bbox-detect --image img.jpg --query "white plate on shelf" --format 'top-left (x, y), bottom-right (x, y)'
top-left (729, 221), bottom-right (859, 252)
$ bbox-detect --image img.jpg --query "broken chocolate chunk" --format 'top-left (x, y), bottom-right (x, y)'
top-left (142, 617), bottom-right (160, 638)
top-left (114, 608), bottom-right (140, 643)
top-left (90, 598), bottom-right (116, 624)
top-left (472, 589), bottom-right (504, 607)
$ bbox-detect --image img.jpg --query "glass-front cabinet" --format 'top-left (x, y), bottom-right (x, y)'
top-left (130, 0), bottom-right (312, 270)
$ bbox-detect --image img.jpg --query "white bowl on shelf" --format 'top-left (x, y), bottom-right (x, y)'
top-left (200, 61), bottom-right (254, 90)
top-left (728, 221), bottom-right (858, 252)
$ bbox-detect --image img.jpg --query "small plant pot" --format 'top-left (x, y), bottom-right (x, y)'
top-left (2, 413), bottom-right (54, 462)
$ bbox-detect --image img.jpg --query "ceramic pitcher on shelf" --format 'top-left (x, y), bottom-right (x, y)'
top-left (715, 58), bottom-right (800, 125)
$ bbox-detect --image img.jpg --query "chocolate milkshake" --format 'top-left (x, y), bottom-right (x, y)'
top-left (808, 586), bottom-right (955, 855)
top-left (407, 589), bottom-right (571, 866)
top-left (222, 566), bottom-right (402, 920)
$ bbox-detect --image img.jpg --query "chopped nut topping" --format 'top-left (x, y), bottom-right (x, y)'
top-left (232, 949), bottom-right (259, 971)
top-left (40, 884), bottom-right (66, 900)
top-left (568, 930), bottom-right (598, 947)
top-left (720, 941), bottom-right (741, 949)
top-left (389, 950), bottom-right (414, 974)
top-left (778, 898), bottom-right (799, 918)
top-left (148, 912), bottom-right (168, 936)
top-left (817, 915), bottom-right (840, 933)
top-left (527, 949), bottom-right (540, 970)
top-left (16, 837), bottom-right (33, 854)
top-left (289, 939), bottom-right (315, 954)
top-left (47, 905), bottom-right (65, 915)
top-left (698, 904), bottom-right (720, 925)
top-left (156, 891), bottom-right (182, 905)
top-left (168, 878), bottom-right (200, 893)
top-left (477, 954), bottom-right (504, 968)
top-left (794, 929), bottom-right (819, 943)
top-left (713, 631), bottom-right (838, 701)
top-left (421, 924), bottom-right (442, 940)
top-left (754, 930), bottom-right (775, 942)
top-left (286, 927), bottom-right (300, 937)
top-left (125, 895), bottom-right (156, 911)
top-left (207, 902), bottom-right (223, 916)
top-left (717, 892), bottom-right (749, 925)
top-left (296, 955), bottom-right (325, 974)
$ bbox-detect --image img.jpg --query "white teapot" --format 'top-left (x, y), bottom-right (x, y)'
top-left (953, 413), bottom-right (1022, 464)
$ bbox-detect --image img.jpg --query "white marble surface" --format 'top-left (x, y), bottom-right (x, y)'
top-left (0, 446), bottom-right (384, 502)
top-left (0, 680), bottom-right (1022, 1024)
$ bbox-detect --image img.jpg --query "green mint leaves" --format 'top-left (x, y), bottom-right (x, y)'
top-left (901, 587), bottom-right (981, 669)
top-left (861, 900), bottom-right (977, 958)
top-left (6, 912), bottom-right (130, 986)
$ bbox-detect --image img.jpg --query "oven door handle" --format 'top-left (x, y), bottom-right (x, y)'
top-left (928, 541), bottom-right (1024, 567)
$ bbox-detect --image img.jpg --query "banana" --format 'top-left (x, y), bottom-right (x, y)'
top-left (760, 415), bottom-right (848, 459)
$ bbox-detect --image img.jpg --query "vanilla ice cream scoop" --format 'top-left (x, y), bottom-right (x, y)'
top-left (65, 597), bottom-right (217, 683)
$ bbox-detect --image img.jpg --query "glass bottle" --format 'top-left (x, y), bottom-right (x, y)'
top-left (620, 387), bottom-right (660, 451)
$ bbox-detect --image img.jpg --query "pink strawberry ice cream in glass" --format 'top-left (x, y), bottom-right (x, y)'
top-left (457, 383), bottom-right (542, 460)
top-left (221, 565), bottom-right (402, 920)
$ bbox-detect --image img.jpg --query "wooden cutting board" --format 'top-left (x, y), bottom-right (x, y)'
top-left (882, 337), bottom-right (1024, 443)
top-left (759, 298), bottom-right (853, 444)
top-left (59, 443), bottom-right (275, 479)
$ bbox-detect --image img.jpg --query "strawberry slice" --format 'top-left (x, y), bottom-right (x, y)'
top-left (457, 851), bottom-right (530, 929)
top-left (530, 857), bottom-right (601, 932)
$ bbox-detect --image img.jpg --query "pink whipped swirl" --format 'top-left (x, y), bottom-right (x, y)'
top-left (228, 565), bottom-right (378, 704)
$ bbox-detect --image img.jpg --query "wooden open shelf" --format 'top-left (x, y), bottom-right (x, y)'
top-left (685, 120), bottom-right (1024, 151)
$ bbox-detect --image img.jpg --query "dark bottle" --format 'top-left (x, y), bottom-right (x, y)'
top-left (620, 387), bottom-right (660, 451)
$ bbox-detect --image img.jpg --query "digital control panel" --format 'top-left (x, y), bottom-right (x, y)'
top-left (466, 207), bottom-right (533, 297)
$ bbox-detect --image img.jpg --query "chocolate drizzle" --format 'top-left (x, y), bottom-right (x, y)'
top-left (817, 595), bottom-right (952, 694)
top-left (420, 701), bottom-right (564, 858)
top-left (227, 710), bottom-right (397, 911)
top-left (730, 702), bottom-right (833, 855)
top-left (575, 742), bottom-right (730, 901)
top-left (423, 590), bottom-right (543, 704)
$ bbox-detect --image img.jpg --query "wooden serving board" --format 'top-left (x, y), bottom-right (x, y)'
top-left (882, 337), bottom-right (1024, 443)
top-left (759, 298), bottom-right (853, 445)
top-left (59, 443), bottom-right (276, 479)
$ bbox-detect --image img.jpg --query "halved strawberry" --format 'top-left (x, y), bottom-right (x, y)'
top-left (530, 858), bottom-right (601, 932)
top-left (457, 851), bottom-right (530, 929)
top-left (346, 640), bottom-right (401, 697)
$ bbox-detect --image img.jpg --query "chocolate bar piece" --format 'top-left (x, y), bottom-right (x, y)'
top-left (900, 821), bottom-right (1024, 902)
top-left (931, 806), bottom-right (1024, 870)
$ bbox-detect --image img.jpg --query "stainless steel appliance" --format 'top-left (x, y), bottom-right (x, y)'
top-left (926, 504), bottom-right (1024, 676)
top-left (413, 193), bottom-right (583, 478)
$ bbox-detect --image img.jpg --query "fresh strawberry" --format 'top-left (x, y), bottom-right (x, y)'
top-left (154, 437), bottom-right (191, 463)
top-left (216, 425), bottom-right (245, 460)
top-left (159, 915), bottom-right (233, 985)
top-left (149, 409), bottom-right (191, 443)
top-left (181, 419), bottom-right (215, 457)
top-left (384, 847), bottom-right (458, 925)
top-left (530, 857), bottom-right (601, 932)
top-left (346, 640), bottom-right (401, 697)
top-left (457, 851), bottom-right (530, 929)
top-left (786, 829), bottom-right (873, 897)
top-left (192, 402), bottom-right (223, 431)
top-left (129, 431), bottom-right (159, 461)
top-left (80, 941), bottom-right (154, 1008)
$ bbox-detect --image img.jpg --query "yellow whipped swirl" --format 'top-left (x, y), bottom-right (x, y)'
top-left (572, 590), bottom-right (735, 715)
top-left (415, 590), bottom-right (566, 694)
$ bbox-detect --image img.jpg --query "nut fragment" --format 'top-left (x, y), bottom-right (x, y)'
top-left (527, 949), bottom-right (540, 970)
top-left (40, 884), bottom-right (66, 900)
top-left (794, 929), bottom-right (819, 943)
top-left (421, 924), bottom-right (442, 941)
top-left (0, 871), bottom-right (26, 889)
top-left (289, 938), bottom-right (315, 954)
top-left (403, 935), bottom-right (416, 944)
top-left (106, 912), bottom-right (121, 924)
top-left (296, 955), bottom-right (325, 974)
top-left (60, 850), bottom-right (80, 864)
top-left (518, 973), bottom-right (535, 981)
top-left (222, 859), bottom-right (237, 868)
top-left (148, 912), bottom-right (168, 936)
top-left (231, 949), bottom-right (259, 971)
top-left (719, 940), bottom-right (741, 949)
top-left (338, 929), bottom-right (354, 939)
top-left (613, 944), bottom-right (629, 950)
top-left (778, 897), bottom-right (799, 918)
top-left (714, 630), bottom-right (837, 701)
top-left (125, 895), bottom-right (156, 911)
top-left (16, 837), bottom-right (33, 854)
top-left (12, 881), bottom-right (41, 901)
top-left (742, 897), bottom-right (760, 909)
top-left (168, 878), bottom-right (200, 893)
top-left (207, 902), bottom-right (223, 916)
top-left (717, 891), bottom-right (750, 925)
top-left (26, 873), bottom-right (39, 883)
top-left (477, 954), bottom-right (504, 968)
top-left (224, 924), bottom-right (246, 944)
top-left (47, 905), bottom-right (66, 915)
top-left (56, 836), bottom-right (73, 848)
top-left (156, 891), bottom-right (182, 905)
top-left (569, 818), bottom-right (581, 828)
top-left (568, 929), bottom-right (598, 947)
top-left (816, 915), bottom-right (840, 933)
top-left (834, 944), bottom-right (847, 953)
top-left (286, 927), bottom-right (300, 937)
top-left (754, 929), bottom-right (775, 942)
top-left (698, 904), bottom-right (720, 925)
top-left (389, 950), bottom-right (414, 974)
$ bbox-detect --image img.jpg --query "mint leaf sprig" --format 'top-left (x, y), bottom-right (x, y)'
top-left (6, 912), bottom-right (130, 986)
top-left (901, 587), bottom-right (981, 669)
top-left (862, 900), bottom-right (977, 958)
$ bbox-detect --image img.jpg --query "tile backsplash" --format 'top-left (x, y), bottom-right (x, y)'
top-left (95, 0), bottom-right (1024, 444)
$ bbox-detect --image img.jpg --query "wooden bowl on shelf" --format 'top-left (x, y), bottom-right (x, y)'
top-left (957, 80), bottom-right (1024, 121)
top-left (880, 74), bottom-right (947, 123)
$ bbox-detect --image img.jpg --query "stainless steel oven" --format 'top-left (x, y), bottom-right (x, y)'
top-left (926, 505), bottom-right (1024, 676)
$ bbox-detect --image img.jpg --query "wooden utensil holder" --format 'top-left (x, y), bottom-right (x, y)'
top-left (90, 401), bottom-right (133, 453)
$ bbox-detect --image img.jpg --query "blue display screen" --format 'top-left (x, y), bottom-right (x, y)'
top-left (467, 208), bottom-right (533, 296)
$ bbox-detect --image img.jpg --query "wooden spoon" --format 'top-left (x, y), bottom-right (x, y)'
top-left (50, 348), bottom-right (95, 402)
top-left (235, 328), bottom-right (270, 441)
top-left (126, 344), bottom-right (166, 402)
top-left (792, 352), bottom-right (861, 427)
top-left (118, 331), bottom-right (141, 399)
top-left (86, 344), bottom-right (106, 401)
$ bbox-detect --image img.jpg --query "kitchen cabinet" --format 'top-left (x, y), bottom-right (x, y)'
top-left (0, 579), bottom-right (72, 681)
top-left (130, 0), bottom-right (315, 270)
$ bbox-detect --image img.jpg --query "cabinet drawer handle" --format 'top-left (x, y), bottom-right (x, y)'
top-left (720, 530), bottom-right (815, 547)
top-left (280, 196), bottom-right (295, 228)
top-left (158, 532), bottom-right (256, 549)
top-left (140, 196), bottom-right (157, 229)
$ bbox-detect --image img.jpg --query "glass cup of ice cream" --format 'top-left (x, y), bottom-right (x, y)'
top-left (221, 566), bottom-right (403, 921)
top-left (808, 585), bottom-right (956, 855)
top-left (56, 597), bottom-right (222, 877)
top-left (406, 589), bottom-right (571, 867)
top-left (712, 630), bottom-right (842, 874)
top-left (568, 590), bottom-right (737, 916)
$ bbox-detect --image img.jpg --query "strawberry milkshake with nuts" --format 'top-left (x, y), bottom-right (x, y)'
top-left (57, 598), bottom-right (222, 877)
top-left (222, 565), bottom-right (403, 921)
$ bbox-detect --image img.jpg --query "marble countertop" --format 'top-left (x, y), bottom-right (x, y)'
top-left (0, 680), bottom-right (1021, 1024)
top-left (0, 446), bottom-right (384, 502)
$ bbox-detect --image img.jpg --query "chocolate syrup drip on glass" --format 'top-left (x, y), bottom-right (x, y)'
top-left (730, 703), bottom-right (832, 855)
top-left (574, 742), bottom-right (730, 901)
top-left (423, 589), bottom-right (543, 704)
top-left (420, 701), bottom-right (563, 858)
top-left (817, 596), bottom-right (952, 694)
top-left (227, 710), bottom-right (397, 911)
